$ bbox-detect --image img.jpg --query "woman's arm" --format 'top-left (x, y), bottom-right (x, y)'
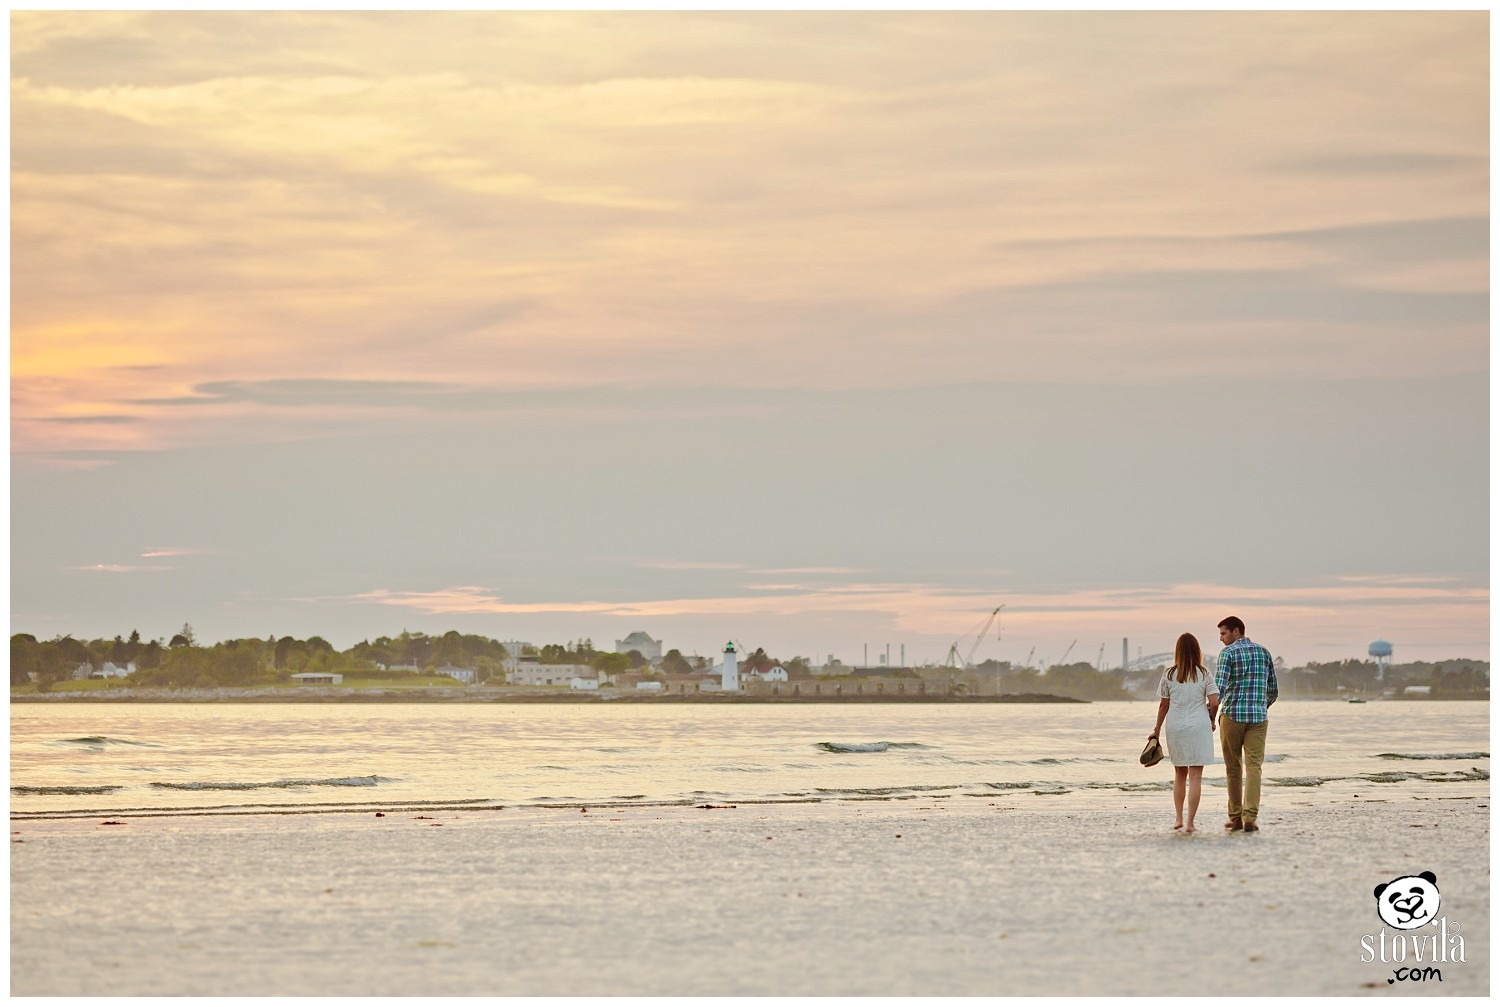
top-left (1206, 691), bottom-right (1219, 731)
top-left (1151, 697), bottom-right (1169, 738)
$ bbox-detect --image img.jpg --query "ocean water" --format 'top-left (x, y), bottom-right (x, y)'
top-left (11, 700), bottom-right (1488, 820)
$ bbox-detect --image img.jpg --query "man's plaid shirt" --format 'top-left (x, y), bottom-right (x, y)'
top-left (1215, 637), bottom-right (1278, 724)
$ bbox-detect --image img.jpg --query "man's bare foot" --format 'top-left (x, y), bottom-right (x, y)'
top-left (1172, 823), bottom-right (1183, 830)
top-left (1184, 824), bottom-right (1197, 833)
top-left (1242, 821), bottom-right (1259, 833)
top-left (1225, 818), bottom-right (1243, 831)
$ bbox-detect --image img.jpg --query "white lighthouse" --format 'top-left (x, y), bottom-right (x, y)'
top-left (721, 641), bottom-right (739, 692)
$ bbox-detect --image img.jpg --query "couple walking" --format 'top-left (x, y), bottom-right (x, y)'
top-left (1148, 616), bottom-right (1278, 833)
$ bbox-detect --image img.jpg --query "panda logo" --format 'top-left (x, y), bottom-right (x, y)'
top-left (1373, 872), bottom-right (1441, 930)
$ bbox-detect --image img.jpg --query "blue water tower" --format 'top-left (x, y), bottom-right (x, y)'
top-left (1368, 639), bottom-right (1393, 680)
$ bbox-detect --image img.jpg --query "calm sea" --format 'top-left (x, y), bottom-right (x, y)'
top-left (10, 700), bottom-right (1488, 821)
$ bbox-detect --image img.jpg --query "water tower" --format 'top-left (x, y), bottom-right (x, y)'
top-left (1368, 639), bottom-right (1393, 681)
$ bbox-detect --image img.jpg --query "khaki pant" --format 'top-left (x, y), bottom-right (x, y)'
top-left (1220, 714), bottom-right (1268, 823)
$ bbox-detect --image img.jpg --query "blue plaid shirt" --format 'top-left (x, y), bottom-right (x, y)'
top-left (1216, 637), bottom-right (1278, 724)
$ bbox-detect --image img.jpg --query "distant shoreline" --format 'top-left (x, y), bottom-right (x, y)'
top-left (11, 687), bottom-right (1091, 704)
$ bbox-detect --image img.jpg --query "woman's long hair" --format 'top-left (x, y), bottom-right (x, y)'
top-left (1171, 633), bottom-right (1206, 683)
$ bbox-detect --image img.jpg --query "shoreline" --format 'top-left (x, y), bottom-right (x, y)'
top-left (9, 687), bottom-right (1092, 704)
top-left (13, 686), bottom-right (1485, 704)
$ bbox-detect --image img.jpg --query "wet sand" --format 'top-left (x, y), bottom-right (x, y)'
top-left (10, 795), bottom-right (1487, 995)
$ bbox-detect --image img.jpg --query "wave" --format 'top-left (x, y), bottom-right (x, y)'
top-left (1361, 768), bottom-right (1488, 783)
top-left (1265, 768), bottom-right (1489, 788)
top-left (816, 741), bottom-right (933, 753)
top-left (1377, 752), bottom-right (1489, 761)
top-left (56, 736), bottom-right (153, 747)
top-left (12, 784), bottom-right (123, 795)
top-left (150, 775), bottom-right (386, 791)
top-left (813, 784), bottom-right (959, 796)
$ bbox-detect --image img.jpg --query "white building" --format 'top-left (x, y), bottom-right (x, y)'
top-left (436, 666), bottom-right (475, 684)
top-left (291, 672), bottom-right (344, 685)
top-left (500, 642), bottom-right (535, 672)
top-left (749, 664), bottom-right (788, 683)
top-left (570, 677), bottom-right (600, 690)
top-left (510, 662), bottom-right (593, 687)
top-left (615, 631), bottom-right (663, 663)
top-left (90, 662), bottom-right (136, 679)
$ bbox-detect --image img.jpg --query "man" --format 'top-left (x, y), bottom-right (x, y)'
top-left (1215, 616), bottom-right (1277, 833)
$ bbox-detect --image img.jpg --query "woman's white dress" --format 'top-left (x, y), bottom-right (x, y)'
top-left (1158, 671), bottom-right (1218, 767)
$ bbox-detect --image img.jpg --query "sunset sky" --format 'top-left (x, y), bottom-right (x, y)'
top-left (10, 11), bottom-right (1489, 666)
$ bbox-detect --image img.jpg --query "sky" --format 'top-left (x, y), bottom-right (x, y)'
top-left (9, 10), bottom-right (1490, 668)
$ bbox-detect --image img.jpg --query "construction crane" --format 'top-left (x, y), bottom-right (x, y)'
top-left (1057, 640), bottom-right (1077, 666)
top-left (1025, 646), bottom-right (1035, 669)
top-left (1096, 643), bottom-right (1106, 672)
top-left (943, 605), bottom-right (1004, 669)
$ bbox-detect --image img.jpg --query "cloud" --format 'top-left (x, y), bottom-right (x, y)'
top-left (145, 378), bottom-right (465, 409)
top-left (1245, 215), bottom-right (1488, 266)
top-left (72, 564), bottom-right (174, 573)
top-left (36, 414), bottom-right (138, 425)
top-left (751, 566), bottom-right (869, 575)
top-left (1263, 152), bottom-right (1486, 176)
top-left (139, 547), bottom-right (210, 558)
top-left (333, 578), bottom-right (1487, 635)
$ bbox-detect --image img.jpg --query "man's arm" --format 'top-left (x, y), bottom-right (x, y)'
top-left (1265, 648), bottom-right (1279, 707)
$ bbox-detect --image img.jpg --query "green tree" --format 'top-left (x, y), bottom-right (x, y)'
top-left (592, 652), bottom-right (630, 676)
top-left (10, 634), bottom-right (39, 686)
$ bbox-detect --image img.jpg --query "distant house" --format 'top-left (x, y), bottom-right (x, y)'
top-left (570, 676), bottom-right (600, 690)
top-left (436, 666), bottom-right (475, 685)
top-left (1403, 685), bottom-right (1433, 697)
top-left (746, 664), bottom-right (788, 683)
top-left (510, 662), bottom-right (593, 687)
top-left (615, 631), bottom-right (663, 663)
top-left (91, 661), bottom-right (136, 680)
top-left (291, 672), bottom-right (343, 686)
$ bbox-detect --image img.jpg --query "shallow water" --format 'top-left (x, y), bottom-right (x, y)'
top-left (10, 700), bottom-right (1488, 819)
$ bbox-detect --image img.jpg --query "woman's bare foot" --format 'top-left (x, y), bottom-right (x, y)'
top-left (1184, 823), bottom-right (1197, 833)
top-left (1172, 822), bottom-right (1183, 830)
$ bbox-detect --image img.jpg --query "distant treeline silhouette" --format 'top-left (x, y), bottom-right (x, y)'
top-left (9, 629), bottom-right (1489, 697)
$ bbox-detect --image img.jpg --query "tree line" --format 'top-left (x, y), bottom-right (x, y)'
top-left (10, 627), bottom-right (519, 690)
top-left (10, 628), bottom-right (732, 691)
top-left (11, 629), bottom-right (1489, 697)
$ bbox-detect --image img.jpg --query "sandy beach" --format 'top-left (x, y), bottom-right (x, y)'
top-left (10, 794), bottom-right (1487, 996)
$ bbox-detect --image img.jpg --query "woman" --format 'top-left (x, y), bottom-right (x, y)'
top-left (1148, 633), bottom-right (1220, 832)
